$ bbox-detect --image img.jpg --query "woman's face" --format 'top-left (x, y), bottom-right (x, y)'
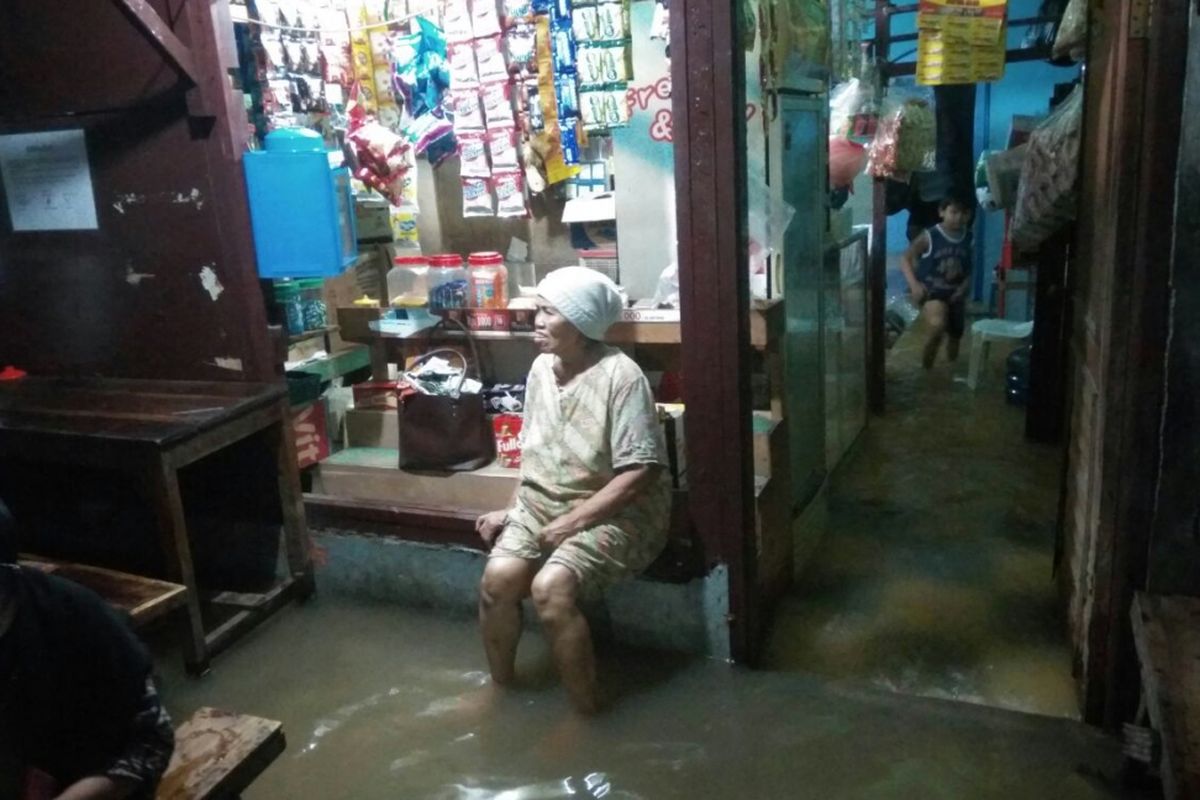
top-left (533, 298), bottom-right (588, 357)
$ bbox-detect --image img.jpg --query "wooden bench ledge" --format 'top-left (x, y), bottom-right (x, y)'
top-left (157, 707), bottom-right (285, 800)
top-left (17, 554), bottom-right (187, 628)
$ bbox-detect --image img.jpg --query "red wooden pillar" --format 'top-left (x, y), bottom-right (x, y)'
top-left (671, 0), bottom-right (757, 660)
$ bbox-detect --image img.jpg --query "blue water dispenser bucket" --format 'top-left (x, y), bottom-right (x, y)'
top-left (243, 128), bottom-right (358, 279)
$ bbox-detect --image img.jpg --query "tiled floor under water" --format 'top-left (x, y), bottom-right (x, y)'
top-left (765, 316), bottom-right (1077, 717)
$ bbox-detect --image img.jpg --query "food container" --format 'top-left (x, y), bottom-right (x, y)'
top-left (387, 254), bottom-right (431, 307)
top-left (274, 280), bottom-right (305, 336)
top-left (298, 279), bottom-right (328, 331)
top-left (428, 254), bottom-right (469, 311)
top-left (492, 413), bottom-right (524, 469)
top-left (467, 251), bottom-right (508, 309)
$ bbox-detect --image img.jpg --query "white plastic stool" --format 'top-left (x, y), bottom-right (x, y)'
top-left (966, 318), bottom-right (1034, 391)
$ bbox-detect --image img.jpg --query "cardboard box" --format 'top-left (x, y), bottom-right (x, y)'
top-left (353, 381), bottom-right (399, 410)
top-left (292, 400), bottom-right (330, 469)
top-left (343, 408), bottom-right (399, 449)
top-left (337, 305), bottom-right (383, 343)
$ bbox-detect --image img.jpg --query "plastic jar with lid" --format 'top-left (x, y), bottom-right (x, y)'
top-left (298, 279), bottom-right (328, 331)
top-left (273, 280), bottom-right (305, 336)
top-left (387, 255), bottom-right (431, 308)
top-left (467, 251), bottom-right (508, 309)
top-left (428, 254), bottom-right (469, 311)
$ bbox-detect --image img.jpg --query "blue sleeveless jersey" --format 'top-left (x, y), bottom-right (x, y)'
top-left (916, 225), bottom-right (971, 299)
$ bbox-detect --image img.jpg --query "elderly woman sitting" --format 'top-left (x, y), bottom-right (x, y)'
top-left (476, 267), bottom-right (671, 714)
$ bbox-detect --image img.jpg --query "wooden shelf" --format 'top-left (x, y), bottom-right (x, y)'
top-left (369, 321), bottom-right (683, 346)
top-left (357, 301), bottom-right (782, 350)
top-left (287, 344), bottom-right (371, 382)
top-left (287, 325), bottom-right (339, 345)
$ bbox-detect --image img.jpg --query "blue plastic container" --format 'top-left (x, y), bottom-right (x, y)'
top-left (243, 128), bottom-right (358, 279)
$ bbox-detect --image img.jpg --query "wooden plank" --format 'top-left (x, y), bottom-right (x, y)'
top-left (110, 0), bottom-right (201, 86)
top-left (1130, 594), bottom-right (1200, 800)
top-left (145, 455), bottom-right (209, 676)
top-left (157, 708), bottom-right (285, 800)
top-left (304, 491), bottom-right (704, 582)
top-left (17, 554), bottom-right (187, 627)
top-left (268, 400), bottom-right (317, 596)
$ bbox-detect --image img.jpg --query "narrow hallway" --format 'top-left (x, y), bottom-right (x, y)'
top-left (765, 318), bottom-right (1077, 718)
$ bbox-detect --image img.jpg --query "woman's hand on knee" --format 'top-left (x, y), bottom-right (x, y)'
top-left (476, 510), bottom-right (508, 547)
top-left (540, 515), bottom-right (581, 548)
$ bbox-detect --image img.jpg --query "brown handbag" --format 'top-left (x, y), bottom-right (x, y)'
top-left (397, 324), bottom-right (495, 472)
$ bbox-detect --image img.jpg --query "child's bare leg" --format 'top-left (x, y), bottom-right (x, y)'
top-left (946, 335), bottom-right (962, 362)
top-left (922, 300), bottom-right (948, 369)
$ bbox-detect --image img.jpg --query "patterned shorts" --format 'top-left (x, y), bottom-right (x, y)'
top-left (489, 504), bottom-right (668, 596)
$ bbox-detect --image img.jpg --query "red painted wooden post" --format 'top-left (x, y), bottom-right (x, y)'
top-left (671, 0), bottom-right (757, 661)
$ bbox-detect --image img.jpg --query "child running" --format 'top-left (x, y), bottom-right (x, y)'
top-left (900, 191), bottom-right (974, 369)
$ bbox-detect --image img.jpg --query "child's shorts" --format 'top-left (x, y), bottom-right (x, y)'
top-left (922, 291), bottom-right (966, 338)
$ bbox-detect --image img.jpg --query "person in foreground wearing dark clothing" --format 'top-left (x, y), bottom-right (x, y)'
top-left (0, 500), bottom-right (174, 800)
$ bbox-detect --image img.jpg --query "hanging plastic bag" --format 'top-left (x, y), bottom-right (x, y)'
top-left (1011, 85), bottom-right (1084, 251)
top-left (830, 79), bottom-right (870, 138)
top-left (866, 93), bottom-right (936, 180)
top-left (1052, 0), bottom-right (1087, 62)
top-left (829, 136), bottom-right (867, 190)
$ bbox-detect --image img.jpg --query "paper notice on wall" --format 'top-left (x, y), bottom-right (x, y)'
top-left (0, 129), bottom-right (99, 231)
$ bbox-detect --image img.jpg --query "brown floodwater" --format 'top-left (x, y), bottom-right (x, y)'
top-left (158, 596), bottom-right (1134, 799)
top-left (766, 316), bottom-right (1076, 717)
top-left (154, 315), bottom-right (1114, 798)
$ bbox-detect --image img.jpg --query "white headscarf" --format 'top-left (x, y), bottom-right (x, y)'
top-left (536, 267), bottom-right (623, 341)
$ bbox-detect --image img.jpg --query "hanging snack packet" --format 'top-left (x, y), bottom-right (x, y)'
top-left (472, 0), bottom-right (503, 38)
top-left (506, 24), bottom-right (537, 77)
top-left (580, 88), bottom-right (629, 130)
top-left (369, 30), bottom-right (392, 66)
top-left (443, 0), bottom-right (475, 43)
top-left (551, 24), bottom-right (577, 74)
top-left (451, 89), bottom-right (487, 132)
top-left (532, 0), bottom-right (554, 12)
top-left (481, 82), bottom-right (517, 128)
top-left (503, 0), bottom-right (534, 27)
top-left (462, 176), bottom-right (495, 216)
top-left (488, 127), bottom-right (521, 170)
top-left (555, 74), bottom-right (580, 118)
top-left (572, 7), bottom-right (600, 42)
top-left (448, 42), bottom-right (480, 88)
top-left (494, 171), bottom-right (528, 217)
top-left (560, 119), bottom-right (582, 164)
top-left (552, 0), bottom-right (573, 23)
top-left (597, 2), bottom-right (629, 39)
top-left (523, 80), bottom-right (546, 131)
top-left (474, 35), bottom-right (511, 84)
top-left (459, 133), bottom-right (492, 177)
top-left (577, 44), bottom-right (628, 85)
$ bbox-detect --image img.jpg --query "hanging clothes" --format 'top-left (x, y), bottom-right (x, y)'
top-left (934, 84), bottom-right (977, 204)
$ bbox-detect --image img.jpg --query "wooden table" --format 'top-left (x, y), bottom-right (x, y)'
top-left (0, 378), bottom-right (315, 674)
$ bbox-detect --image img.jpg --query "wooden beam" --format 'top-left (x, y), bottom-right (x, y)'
top-left (1130, 594), bottom-right (1200, 799)
top-left (111, 0), bottom-right (201, 86)
top-left (672, 0), bottom-right (755, 661)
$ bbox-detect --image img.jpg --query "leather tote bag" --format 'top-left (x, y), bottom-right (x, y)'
top-left (398, 326), bottom-right (494, 471)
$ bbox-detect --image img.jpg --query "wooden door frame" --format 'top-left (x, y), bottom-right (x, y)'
top-left (1066, 0), bottom-right (1189, 727)
top-left (672, 0), bottom-right (758, 661)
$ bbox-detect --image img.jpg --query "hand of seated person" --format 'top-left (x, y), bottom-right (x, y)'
top-left (540, 516), bottom-right (581, 549)
top-left (475, 510), bottom-right (508, 547)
